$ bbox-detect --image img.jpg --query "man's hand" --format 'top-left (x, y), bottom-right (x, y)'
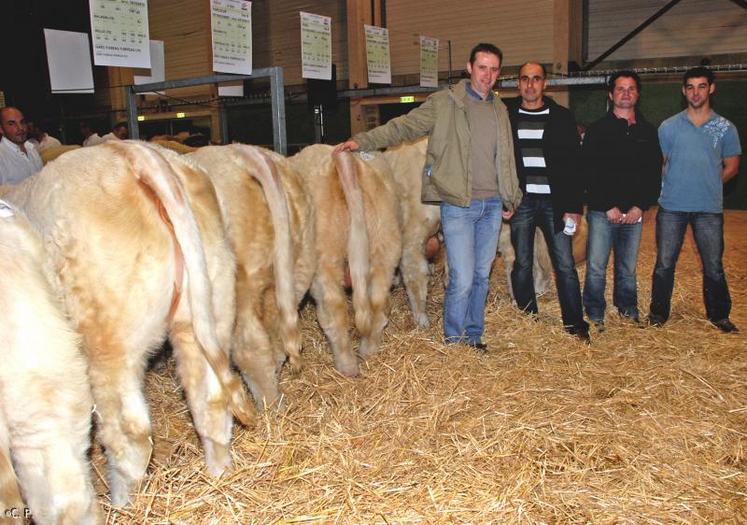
top-left (502, 209), bottom-right (514, 220)
top-left (606, 207), bottom-right (624, 223)
top-left (621, 206), bottom-right (642, 224)
top-left (563, 212), bottom-right (581, 225)
top-left (333, 140), bottom-right (360, 154)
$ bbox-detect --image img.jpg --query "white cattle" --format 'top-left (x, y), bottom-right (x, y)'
top-left (0, 200), bottom-right (99, 524)
top-left (3, 141), bottom-right (253, 507)
top-left (188, 144), bottom-right (316, 409)
top-left (290, 145), bottom-right (402, 376)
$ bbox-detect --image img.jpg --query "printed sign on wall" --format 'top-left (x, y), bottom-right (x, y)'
top-left (420, 35), bottom-right (439, 88)
top-left (89, 0), bottom-right (150, 68)
top-left (300, 12), bottom-right (332, 81)
top-left (364, 25), bottom-right (391, 85)
top-left (211, 0), bottom-right (252, 75)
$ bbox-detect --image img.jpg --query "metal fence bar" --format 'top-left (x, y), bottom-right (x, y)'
top-left (125, 67), bottom-right (286, 153)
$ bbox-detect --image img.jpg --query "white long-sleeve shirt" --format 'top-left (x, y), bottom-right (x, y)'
top-left (0, 136), bottom-right (44, 185)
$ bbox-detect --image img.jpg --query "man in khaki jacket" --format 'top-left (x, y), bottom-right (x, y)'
top-left (335, 43), bottom-right (522, 352)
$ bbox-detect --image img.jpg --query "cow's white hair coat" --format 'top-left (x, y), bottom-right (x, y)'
top-left (3, 141), bottom-right (252, 507)
top-left (290, 145), bottom-right (402, 376)
top-left (188, 144), bottom-right (315, 409)
top-left (0, 200), bottom-right (99, 524)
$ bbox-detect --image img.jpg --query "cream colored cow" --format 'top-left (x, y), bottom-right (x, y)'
top-left (290, 145), bottom-right (402, 377)
top-left (3, 141), bottom-right (253, 507)
top-left (0, 200), bottom-right (99, 524)
top-left (188, 144), bottom-right (315, 409)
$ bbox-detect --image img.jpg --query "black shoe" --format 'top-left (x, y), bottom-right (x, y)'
top-left (566, 326), bottom-right (591, 344)
top-left (648, 314), bottom-right (666, 327)
top-left (712, 318), bottom-right (739, 333)
top-left (467, 342), bottom-right (488, 354)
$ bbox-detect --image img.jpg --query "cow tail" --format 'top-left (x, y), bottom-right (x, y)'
top-left (0, 446), bottom-right (23, 513)
top-left (229, 145), bottom-right (302, 371)
top-left (109, 141), bottom-right (255, 427)
top-left (333, 151), bottom-right (373, 338)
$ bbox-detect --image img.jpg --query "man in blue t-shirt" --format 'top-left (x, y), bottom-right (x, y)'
top-left (649, 67), bottom-right (742, 332)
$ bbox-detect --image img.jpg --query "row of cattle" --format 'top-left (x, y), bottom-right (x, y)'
top-left (0, 138), bottom-right (561, 524)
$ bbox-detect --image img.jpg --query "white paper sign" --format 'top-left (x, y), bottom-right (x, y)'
top-left (364, 25), bottom-right (391, 84)
top-left (133, 40), bottom-right (164, 85)
top-left (420, 35), bottom-right (439, 88)
top-left (300, 12), bottom-right (332, 81)
top-left (218, 83), bottom-right (244, 97)
top-left (89, 0), bottom-right (151, 68)
top-left (211, 0), bottom-right (252, 75)
top-left (44, 29), bottom-right (95, 94)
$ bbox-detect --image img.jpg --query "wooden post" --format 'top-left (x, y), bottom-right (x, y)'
top-left (346, 0), bottom-right (383, 136)
top-left (552, 0), bottom-right (583, 107)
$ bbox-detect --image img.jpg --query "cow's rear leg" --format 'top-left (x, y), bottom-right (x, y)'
top-left (88, 356), bottom-right (152, 507)
top-left (233, 310), bottom-right (283, 411)
top-left (359, 259), bottom-right (396, 357)
top-left (169, 322), bottom-right (233, 477)
top-left (310, 273), bottom-right (359, 377)
top-left (400, 237), bottom-right (431, 328)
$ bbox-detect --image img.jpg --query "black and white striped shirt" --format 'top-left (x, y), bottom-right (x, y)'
top-left (516, 106), bottom-right (551, 195)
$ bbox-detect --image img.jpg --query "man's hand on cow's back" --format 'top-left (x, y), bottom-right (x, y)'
top-left (333, 140), bottom-right (360, 154)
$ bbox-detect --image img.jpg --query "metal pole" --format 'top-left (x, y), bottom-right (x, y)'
top-left (126, 85), bottom-right (139, 140)
top-left (219, 100), bottom-right (229, 144)
top-left (269, 66), bottom-right (287, 154)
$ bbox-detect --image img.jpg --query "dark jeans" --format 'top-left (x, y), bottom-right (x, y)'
top-left (650, 207), bottom-right (731, 322)
top-left (510, 196), bottom-right (587, 331)
top-left (583, 210), bottom-right (643, 322)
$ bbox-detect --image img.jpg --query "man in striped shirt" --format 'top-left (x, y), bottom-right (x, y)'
top-left (505, 62), bottom-right (589, 342)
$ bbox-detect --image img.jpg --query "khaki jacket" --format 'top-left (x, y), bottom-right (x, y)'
top-left (353, 79), bottom-right (522, 210)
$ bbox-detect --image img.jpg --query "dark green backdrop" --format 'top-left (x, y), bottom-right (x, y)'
top-left (570, 80), bottom-right (746, 209)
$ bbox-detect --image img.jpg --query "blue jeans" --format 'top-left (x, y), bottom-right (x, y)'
top-left (583, 210), bottom-right (643, 322)
top-left (440, 198), bottom-right (502, 345)
top-left (650, 208), bottom-right (731, 322)
top-left (510, 195), bottom-right (587, 331)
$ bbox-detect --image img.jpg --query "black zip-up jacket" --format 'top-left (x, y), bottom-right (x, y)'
top-left (504, 96), bottom-right (583, 233)
top-left (582, 110), bottom-right (663, 213)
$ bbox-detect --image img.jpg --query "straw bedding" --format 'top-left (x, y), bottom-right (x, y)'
top-left (96, 209), bottom-right (746, 524)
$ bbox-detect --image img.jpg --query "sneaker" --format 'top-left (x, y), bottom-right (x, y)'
top-left (647, 314), bottom-right (666, 327)
top-left (712, 318), bottom-right (739, 333)
top-left (592, 320), bottom-right (605, 333)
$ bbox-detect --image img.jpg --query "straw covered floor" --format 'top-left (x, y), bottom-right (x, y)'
top-left (96, 210), bottom-right (747, 524)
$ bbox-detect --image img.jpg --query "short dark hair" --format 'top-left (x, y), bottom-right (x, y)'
top-left (469, 43), bottom-right (503, 65)
top-left (608, 70), bottom-right (642, 93)
top-left (113, 121), bottom-right (128, 130)
top-left (683, 66), bottom-right (715, 86)
top-left (519, 62), bottom-right (547, 78)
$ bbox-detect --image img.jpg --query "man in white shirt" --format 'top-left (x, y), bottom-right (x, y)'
top-left (101, 121), bottom-right (128, 142)
top-left (80, 121), bottom-right (104, 147)
top-left (0, 107), bottom-right (44, 185)
top-left (27, 119), bottom-right (62, 152)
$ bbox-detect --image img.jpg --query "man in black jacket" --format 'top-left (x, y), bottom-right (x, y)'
top-left (505, 62), bottom-right (589, 342)
top-left (582, 71), bottom-right (662, 330)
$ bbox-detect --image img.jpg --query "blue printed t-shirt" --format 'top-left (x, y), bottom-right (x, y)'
top-left (658, 110), bottom-right (741, 212)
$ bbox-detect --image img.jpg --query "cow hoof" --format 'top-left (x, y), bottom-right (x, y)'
top-left (334, 353), bottom-right (360, 377)
top-left (358, 338), bottom-right (379, 358)
top-left (204, 439), bottom-right (232, 477)
top-left (414, 313), bottom-right (430, 329)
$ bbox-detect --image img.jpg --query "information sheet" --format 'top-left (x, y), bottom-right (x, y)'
top-left (300, 12), bottom-right (332, 80)
top-left (364, 24), bottom-right (391, 84)
top-left (89, 0), bottom-right (150, 68)
top-left (211, 0), bottom-right (252, 75)
top-left (420, 35), bottom-right (439, 88)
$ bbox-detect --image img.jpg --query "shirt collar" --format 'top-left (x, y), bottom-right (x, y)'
top-left (465, 81), bottom-right (494, 101)
top-left (1, 136), bottom-right (33, 155)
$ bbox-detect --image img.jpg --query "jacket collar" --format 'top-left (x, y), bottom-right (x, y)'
top-left (450, 79), bottom-right (502, 109)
